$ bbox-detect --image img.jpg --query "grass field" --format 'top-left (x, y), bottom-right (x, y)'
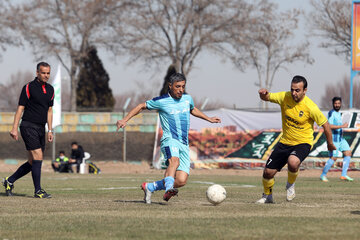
top-left (0, 172), bottom-right (360, 240)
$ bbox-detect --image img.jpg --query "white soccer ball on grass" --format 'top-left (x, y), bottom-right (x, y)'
top-left (206, 184), bottom-right (226, 205)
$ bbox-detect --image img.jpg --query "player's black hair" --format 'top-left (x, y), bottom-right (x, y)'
top-left (291, 75), bottom-right (307, 89)
top-left (59, 150), bottom-right (65, 155)
top-left (36, 62), bottom-right (51, 71)
top-left (71, 141), bottom-right (78, 146)
top-left (332, 96), bottom-right (342, 104)
top-left (169, 73), bottom-right (186, 84)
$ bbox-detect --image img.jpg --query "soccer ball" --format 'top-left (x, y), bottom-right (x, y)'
top-left (206, 184), bottom-right (226, 205)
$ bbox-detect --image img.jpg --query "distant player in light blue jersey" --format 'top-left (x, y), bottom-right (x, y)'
top-left (116, 73), bottom-right (221, 204)
top-left (320, 97), bottom-right (353, 182)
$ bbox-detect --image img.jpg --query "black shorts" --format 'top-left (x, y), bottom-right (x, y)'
top-left (20, 120), bottom-right (46, 152)
top-left (265, 142), bottom-right (311, 171)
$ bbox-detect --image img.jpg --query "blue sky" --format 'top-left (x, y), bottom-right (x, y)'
top-left (0, 0), bottom-right (350, 109)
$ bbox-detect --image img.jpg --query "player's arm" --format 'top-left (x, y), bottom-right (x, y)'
top-left (190, 107), bottom-right (221, 123)
top-left (47, 106), bottom-right (54, 142)
top-left (322, 121), bottom-right (336, 151)
top-left (116, 103), bottom-right (147, 130)
top-left (329, 123), bottom-right (348, 129)
top-left (258, 89), bottom-right (270, 101)
top-left (10, 105), bottom-right (25, 141)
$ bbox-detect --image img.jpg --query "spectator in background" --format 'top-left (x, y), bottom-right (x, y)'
top-left (69, 142), bottom-right (85, 173)
top-left (52, 150), bottom-right (71, 173)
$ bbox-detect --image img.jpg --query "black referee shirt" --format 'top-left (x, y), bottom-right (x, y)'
top-left (19, 78), bottom-right (54, 125)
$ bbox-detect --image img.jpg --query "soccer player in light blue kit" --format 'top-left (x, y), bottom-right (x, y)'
top-left (116, 73), bottom-right (221, 203)
top-left (320, 97), bottom-right (353, 182)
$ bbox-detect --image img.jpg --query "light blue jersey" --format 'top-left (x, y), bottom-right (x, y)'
top-left (328, 109), bottom-right (350, 156)
top-left (328, 109), bottom-right (343, 142)
top-left (146, 93), bottom-right (194, 145)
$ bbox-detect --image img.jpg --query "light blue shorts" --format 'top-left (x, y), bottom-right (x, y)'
top-left (161, 139), bottom-right (190, 175)
top-left (329, 139), bottom-right (350, 157)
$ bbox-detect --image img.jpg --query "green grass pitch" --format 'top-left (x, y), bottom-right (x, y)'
top-left (0, 172), bottom-right (360, 240)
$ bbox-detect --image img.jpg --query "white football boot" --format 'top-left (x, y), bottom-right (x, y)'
top-left (286, 182), bottom-right (295, 202)
top-left (256, 193), bottom-right (274, 204)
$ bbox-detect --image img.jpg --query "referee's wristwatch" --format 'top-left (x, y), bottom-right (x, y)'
top-left (48, 129), bottom-right (54, 133)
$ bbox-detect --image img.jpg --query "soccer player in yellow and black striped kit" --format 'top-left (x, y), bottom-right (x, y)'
top-left (256, 75), bottom-right (336, 203)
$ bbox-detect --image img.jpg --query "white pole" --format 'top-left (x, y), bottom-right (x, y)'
top-left (122, 98), bottom-right (131, 162)
top-left (201, 98), bottom-right (209, 110)
top-left (52, 131), bottom-right (56, 161)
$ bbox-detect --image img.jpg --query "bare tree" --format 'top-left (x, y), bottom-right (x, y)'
top-left (0, 71), bottom-right (33, 111)
top-left (114, 79), bottom-right (160, 111)
top-left (0, 2), bottom-right (21, 60)
top-left (115, 0), bottom-right (253, 77)
top-left (229, 0), bottom-right (313, 109)
top-left (6, 0), bottom-right (126, 112)
top-left (308, 0), bottom-right (351, 62)
top-left (320, 76), bottom-right (360, 109)
top-left (0, 70), bottom-right (71, 112)
top-left (191, 96), bottom-right (229, 110)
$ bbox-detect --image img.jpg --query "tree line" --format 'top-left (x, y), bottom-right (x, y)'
top-left (0, 0), bottom-right (357, 111)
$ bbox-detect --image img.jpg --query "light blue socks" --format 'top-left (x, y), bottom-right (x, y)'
top-left (147, 179), bottom-right (166, 193)
top-left (164, 176), bottom-right (175, 191)
top-left (342, 156), bottom-right (351, 177)
top-left (146, 176), bottom-right (175, 192)
top-left (321, 158), bottom-right (334, 178)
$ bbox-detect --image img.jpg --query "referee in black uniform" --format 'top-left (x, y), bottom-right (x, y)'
top-left (3, 62), bottom-right (54, 198)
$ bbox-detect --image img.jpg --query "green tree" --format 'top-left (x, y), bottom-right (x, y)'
top-left (77, 46), bottom-right (115, 111)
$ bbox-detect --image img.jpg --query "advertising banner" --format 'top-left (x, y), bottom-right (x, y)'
top-left (352, 2), bottom-right (360, 70)
top-left (152, 109), bottom-right (360, 170)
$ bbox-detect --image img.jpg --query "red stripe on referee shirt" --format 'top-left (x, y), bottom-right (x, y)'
top-left (51, 91), bottom-right (54, 100)
top-left (42, 84), bottom-right (46, 94)
top-left (26, 83), bottom-right (30, 99)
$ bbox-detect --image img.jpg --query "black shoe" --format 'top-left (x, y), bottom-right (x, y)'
top-left (34, 189), bottom-right (52, 198)
top-left (2, 177), bottom-right (14, 196)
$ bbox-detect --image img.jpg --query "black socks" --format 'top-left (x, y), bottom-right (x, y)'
top-left (8, 161), bottom-right (32, 183)
top-left (31, 160), bottom-right (42, 192)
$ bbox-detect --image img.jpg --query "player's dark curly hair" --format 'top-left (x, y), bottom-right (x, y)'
top-left (169, 73), bottom-right (186, 84)
top-left (332, 96), bottom-right (342, 104)
top-left (292, 75), bottom-right (307, 89)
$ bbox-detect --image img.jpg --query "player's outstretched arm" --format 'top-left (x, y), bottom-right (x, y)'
top-left (322, 121), bottom-right (336, 151)
top-left (190, 107), bottom-right (221, 123)
top-left (9, 105), bottom-right (25, 141)
top-left (258, 89), bottom-right (270, 101)
top-left (329, 122), bottom-right (348, 129)
top-left (116, 103), bottom-right (147, 131)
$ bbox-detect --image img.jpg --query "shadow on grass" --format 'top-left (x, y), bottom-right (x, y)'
top-left (114, 200), bottom-right (167, 205)
top-left (0, 192), bottom-right (27, 197)
top-left (350, 211), bottom-right (360, 215)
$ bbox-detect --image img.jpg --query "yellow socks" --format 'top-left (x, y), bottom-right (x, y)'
top-left (262, 178), bottom-right (275, 195)
top-left (287, 171), bottom-right (299, 185)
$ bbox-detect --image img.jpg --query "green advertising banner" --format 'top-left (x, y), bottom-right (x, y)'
top-left (152, 109), bottom-right (360, 170)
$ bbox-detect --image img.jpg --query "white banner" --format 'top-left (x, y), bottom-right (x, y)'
top-left (52, 65), bottom-right (62, 128)
top-left (189, 108), bottom-right (282, 131)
